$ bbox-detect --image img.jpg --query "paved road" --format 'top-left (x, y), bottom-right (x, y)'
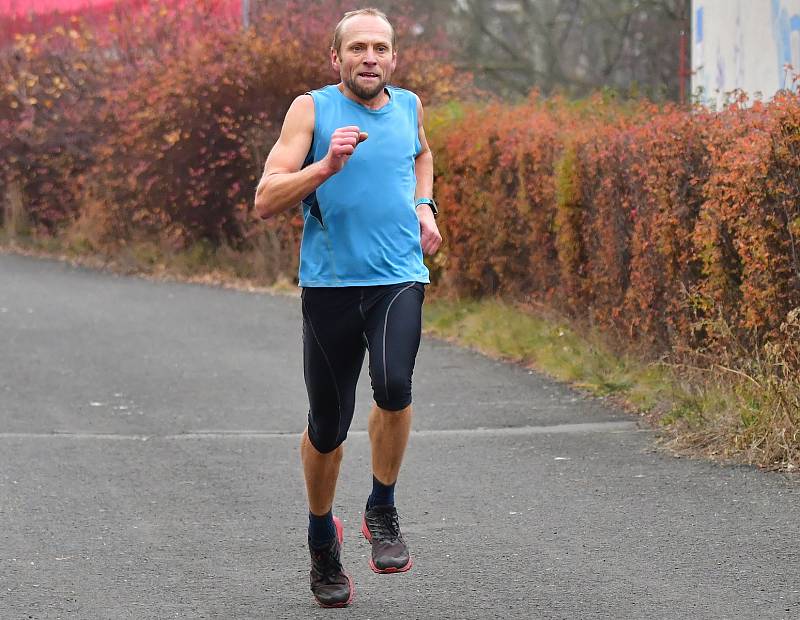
top-left (1, 252), bottom-right (798, 620)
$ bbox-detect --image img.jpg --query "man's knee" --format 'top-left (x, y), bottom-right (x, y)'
top-left (307, 413), bottom-right (349, 454)
top-left (375, 371), bottom-right (412, 412)
top-left (307, 427), bottom-right (347, 454)
top-left (375, 381), bottom-right (412, 412)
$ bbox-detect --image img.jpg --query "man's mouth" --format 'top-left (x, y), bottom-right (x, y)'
top-left (358, 72), bottom-right (380, 79)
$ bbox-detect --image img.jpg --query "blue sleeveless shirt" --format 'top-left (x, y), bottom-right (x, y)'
top-left (298, 84), bottom-right (430, 287)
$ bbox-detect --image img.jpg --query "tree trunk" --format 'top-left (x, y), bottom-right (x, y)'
top-left (3, 180), bottom-right (26, 239)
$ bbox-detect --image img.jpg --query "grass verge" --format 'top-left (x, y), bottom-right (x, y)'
top-left (423, 298), bottom-right (800, 473)
top-left (0, 231), bottom-right (297, 295)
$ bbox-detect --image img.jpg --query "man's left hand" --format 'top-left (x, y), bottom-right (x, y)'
top-left (416, 205), bottom-right (442, 255)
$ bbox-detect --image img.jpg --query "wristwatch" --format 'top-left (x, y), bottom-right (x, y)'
top-left (414, 197), bottom-right (438, 218)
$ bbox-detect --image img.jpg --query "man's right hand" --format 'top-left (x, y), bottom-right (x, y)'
top-left (254, 98), bottom-right (368, 219)
top-left (323, 126), bottom-right (368, 175)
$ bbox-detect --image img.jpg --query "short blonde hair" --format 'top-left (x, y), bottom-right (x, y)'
top-left (331, 8), bottom-right (396, 54)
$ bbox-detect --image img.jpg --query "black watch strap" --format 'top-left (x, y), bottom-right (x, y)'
top-left (414, 197), bottom-right (438, 218)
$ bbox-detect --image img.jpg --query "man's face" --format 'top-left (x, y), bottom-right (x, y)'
top-left (332, 15), bottom-right (397, 102)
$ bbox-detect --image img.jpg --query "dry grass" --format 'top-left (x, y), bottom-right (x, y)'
top-left (0, 228), bottom-right (297, 295)
top-left (662, 311), bottom-right (800, 471)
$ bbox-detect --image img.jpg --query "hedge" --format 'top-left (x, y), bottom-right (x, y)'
top-left (428, 94), bottom-right (800, 366)
top-left (2, 6), bottom-right (798, 371)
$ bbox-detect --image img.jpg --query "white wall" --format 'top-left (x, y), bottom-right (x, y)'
top-left (692, 0), bottom-right (800, 107)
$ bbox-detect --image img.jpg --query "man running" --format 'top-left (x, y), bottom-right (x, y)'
top-left (254, 7), bottom-right (441, 608)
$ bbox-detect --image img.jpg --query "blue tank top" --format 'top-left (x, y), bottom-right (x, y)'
top-left (298, 84), bottom-right (430, 287)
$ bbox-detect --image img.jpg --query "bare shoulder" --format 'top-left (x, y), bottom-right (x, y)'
top-left (264, 94), bottom-right (315, 175)
top-left (282, 93), bottom-right (315, 133)
top-left (412, 92), bottom-right (425, 122)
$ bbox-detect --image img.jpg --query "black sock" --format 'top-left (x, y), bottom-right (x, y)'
top-left (308, 510), bottom-right (336, 549)
top-left (367, 475), bottom-right (396, 509)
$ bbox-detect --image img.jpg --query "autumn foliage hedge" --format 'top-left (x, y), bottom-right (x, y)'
top-left (2, 3), bottom-right (799, 372)
top-left (429, 94), bottom-right (800, 368)
top-left (1, 0), bottom-right (466, 246)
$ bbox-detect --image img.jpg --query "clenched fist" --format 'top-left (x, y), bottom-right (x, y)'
top-left (323, 126), bottom-right (368, 175)
top-left (417, 204), bottom-right (442, 255)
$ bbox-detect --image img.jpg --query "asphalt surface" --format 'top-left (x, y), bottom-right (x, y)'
top-left (1, 252), bottom-right (798, 620)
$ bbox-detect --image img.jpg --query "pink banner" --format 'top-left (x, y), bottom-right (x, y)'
top-left (0, 0), bottom-right (114, 16)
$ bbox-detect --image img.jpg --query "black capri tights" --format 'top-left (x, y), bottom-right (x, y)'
top-left (301, 281), bottom-right (425, 454)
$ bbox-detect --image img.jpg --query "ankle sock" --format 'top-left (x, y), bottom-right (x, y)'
top-left (367, 475), bottom-right (396, 509)
top-left (308, 510), bottom-right (336, 549)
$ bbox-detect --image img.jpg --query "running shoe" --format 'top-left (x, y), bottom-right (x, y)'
top-left (361, 505), bottom-right (413, 573)
top-left (309, 516), bottom-right (353, 607)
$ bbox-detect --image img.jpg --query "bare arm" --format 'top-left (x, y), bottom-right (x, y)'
top-left (254, 95), bottom-right (322, 219)
top-left (254, 95), bottom-right (367, 219)
top-left (414, 125), bottom-right (434, 203)
top-left (414, 97), bottom-right (442, 255)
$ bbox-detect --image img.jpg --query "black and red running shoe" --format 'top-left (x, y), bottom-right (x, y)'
top-left (361, 505), bottom-right (413, 574)
top-left (309, 516), bottom-right (354, 607)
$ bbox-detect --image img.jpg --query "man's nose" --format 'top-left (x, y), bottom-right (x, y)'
top-left (363, 47), bottom-right (378, 64)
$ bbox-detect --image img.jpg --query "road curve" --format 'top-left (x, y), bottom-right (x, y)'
top-left (1, 253), bottom-right (798, 619)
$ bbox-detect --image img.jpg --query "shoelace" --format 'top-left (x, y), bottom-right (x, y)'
top-left (368, 509), bottom-right (402, 542)
top-left (311, 542), bottom-right (344, 581)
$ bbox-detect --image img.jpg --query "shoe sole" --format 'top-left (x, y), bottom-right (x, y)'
top-left (314, 516), bottom-right (355, 608)
top-left (361, 516), bottom-right (413, 574)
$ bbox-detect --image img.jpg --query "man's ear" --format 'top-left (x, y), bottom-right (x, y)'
top-left (330, 47), bottom-right (340, 73)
